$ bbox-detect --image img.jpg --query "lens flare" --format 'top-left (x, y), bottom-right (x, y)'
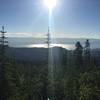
top-left (44, 0), bottom-right (57, 10)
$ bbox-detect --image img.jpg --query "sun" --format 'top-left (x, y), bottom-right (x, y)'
top-left (44, 0), bottom-right (57, 10)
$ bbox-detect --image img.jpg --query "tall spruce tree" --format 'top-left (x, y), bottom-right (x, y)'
top-left (0, 26), bottom-right (8, 100)
top-left (84, 39), bottom-right (91, 67)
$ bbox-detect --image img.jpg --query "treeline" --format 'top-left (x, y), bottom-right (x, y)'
top-left (0, 40), bottom-right (100, 100)
top-left (2, 54), bottom-right (100, 100)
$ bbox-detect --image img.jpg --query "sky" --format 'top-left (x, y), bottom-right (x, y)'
top-left (0, 0), bottom-right (100, 38)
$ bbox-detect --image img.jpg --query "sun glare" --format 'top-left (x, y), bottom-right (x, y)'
top-left (44, 0), bottom-right (57, 10)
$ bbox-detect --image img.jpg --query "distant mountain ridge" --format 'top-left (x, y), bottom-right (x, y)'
top-left (6, 47), bottom-right (67, 64)
top-left (6, 47), bottom-right (100, 65)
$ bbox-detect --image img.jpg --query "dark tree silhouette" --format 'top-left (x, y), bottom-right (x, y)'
top-left (84, 39), bottom-right (91, 66)
top-left (0, 26), bottom-right (8, 100)
top-left (74, 41), bottom-right (83, 69)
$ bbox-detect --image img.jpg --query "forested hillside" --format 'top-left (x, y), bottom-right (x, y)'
top-left (0, 45), bottom-right (99, 100)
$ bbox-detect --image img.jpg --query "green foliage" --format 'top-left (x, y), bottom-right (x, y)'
top-left (5, 62), bottom-right (28, 100)
top-left (79, 70), bottom-right (100, 100)
top-left (1, 55), bottom-right (99, 100)
top-left (4, 59), bottom-right (48, 100)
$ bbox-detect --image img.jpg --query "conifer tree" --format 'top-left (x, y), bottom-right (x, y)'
top-left (74, 41), bottom-right (83, 69)
top-left (84, 39), bottom-right (91, 67)
top-left (0, 26), bottom-right (8, 100)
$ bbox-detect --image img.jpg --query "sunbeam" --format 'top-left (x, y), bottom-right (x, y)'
top-left (44, 0), bottom-right (57, 99)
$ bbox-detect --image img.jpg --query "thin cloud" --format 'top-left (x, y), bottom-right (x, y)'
top-left (5, 32), bottom-right (100, 39)
top-left (6, 32), bottom-right (46, 38)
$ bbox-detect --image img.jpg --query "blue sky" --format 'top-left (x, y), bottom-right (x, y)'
top-left (0, 0), bottom-right (100, 38)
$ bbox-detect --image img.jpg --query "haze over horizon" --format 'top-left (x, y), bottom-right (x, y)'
top-left (7, 37), bottom-right (100, 49)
